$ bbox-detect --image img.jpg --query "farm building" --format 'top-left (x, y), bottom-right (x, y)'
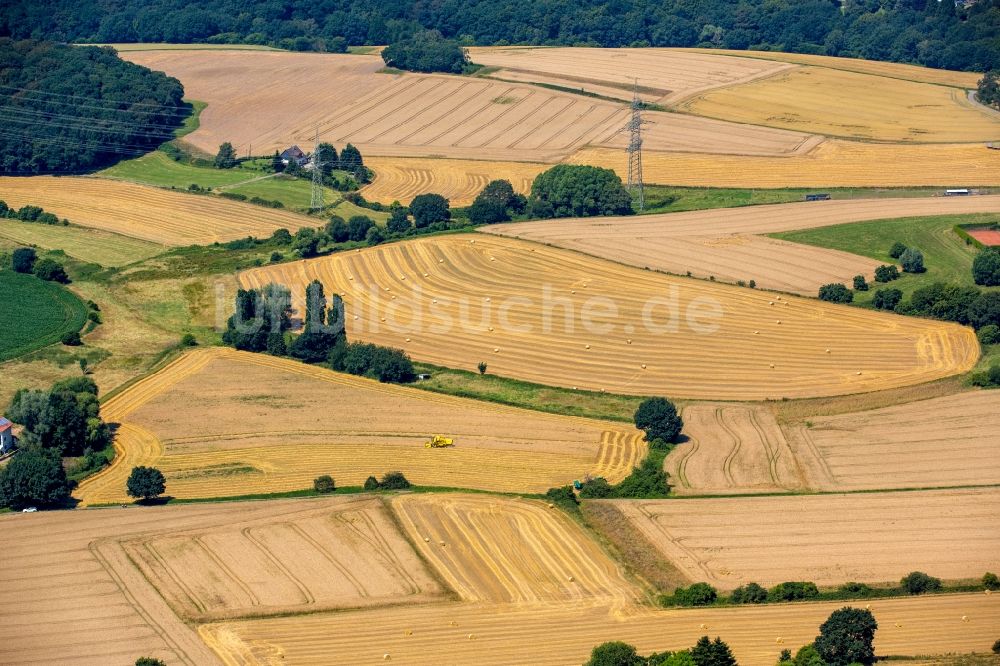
top-left (0, 417), bottom-right (17, 454)
top-left (279, 145), bottom-right (308, 166)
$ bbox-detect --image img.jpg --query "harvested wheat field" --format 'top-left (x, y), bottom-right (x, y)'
top-left (122, 497), bottom-right (443, 621)
top-left (679, 66), bottom-right (1000, 142)
top-left (0, 496), bottom-right (444, 666)
top-left (74, 348), bottom-right (645, 505)
top-left (783, 390), bottom-right (1000, 491)
top-left (363, 156), bottom-right (546, 205)
top-left (680, 48), bottom-right (982, 89)
top-left (0, 176), bottom-right (314, 245)
top-left (617, 488), bottom-right (1000, 590)
top-left (666, 405), bottom-right (807, 495)
top-left (392, 494), bottom-right (638, 605)
top-left (201, 593), bottom-right (1000, 666)
top-left (483, 195), bottom-right (1000, 293)
top-left (242, 234), bottom-right (978, 400)
top-left (122, 50), bottom-right (389, 155)
top-left (572, 141), bottom-right (1000, 188)
top-left (469, 46), bottom-right (796, 104)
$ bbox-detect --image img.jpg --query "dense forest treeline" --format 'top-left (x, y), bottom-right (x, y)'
top-left (1, 0), bottom-right (998, 72)
top-left (0, 39), bottom-right (187, 174)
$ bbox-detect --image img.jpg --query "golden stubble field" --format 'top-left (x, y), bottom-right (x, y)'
top-left (0, 496), bottom-right (443, 666)
top-left (202, 591), bottom-right (1000, 666)
top-left (73, 348), bottom-right (645, 505)
top-left (0, 176), bottom-right (315, 245)
top-left (240, 234), bottom-right (979, 400)
top-left (572, 141), bottom-right (1000, 189)
top-left (783, 390), bottom-right (1000, 491)
top-left (483, 195), bottom-right (1000, 294)
top-left (679, 66), bottom-right (1000, 142)
top-left (617, 488), bottom-right (1000, 590)
top-left (469, 46), bottom-right (793, 104)
top-left (667, 389), bottom-right (1000, 495)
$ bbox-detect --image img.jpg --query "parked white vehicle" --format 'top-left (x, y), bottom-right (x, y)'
top-left (21, 507), bottom-right (38, 513)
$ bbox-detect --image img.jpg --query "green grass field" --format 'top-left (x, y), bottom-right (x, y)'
top-left (98, 151), bottom-right (378, 216)
top-left (0, 220), bottom-right (165, 267)
top-left (639, 185), bottom-right (972, 215)
top-left (0, 271), bottom-right (88, 362)
top-left (771, 213), bottom-right (1000, 305)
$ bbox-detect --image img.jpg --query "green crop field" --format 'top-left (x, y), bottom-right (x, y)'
top-left (772, 212), bottom-right (1000, 304)
top-left (0, 271), bottom-right (88, 362)
top-left (0, 220), bottom-right (164, 267)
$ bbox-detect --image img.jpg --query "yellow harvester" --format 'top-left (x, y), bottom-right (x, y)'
top-left (425, 435), bottom-right (454, 448)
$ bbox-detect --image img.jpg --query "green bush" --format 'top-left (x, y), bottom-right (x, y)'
top-left (584, 641), bottom-right (644, 666)
top-left (900, 571), bottom-right (941, 595)
top-left (313, 475), bottom-right (335, 493)
top-left (874, 264), bottom-right (899, 283)
top-left (972, 247), bottom-right (1000, 286)
top-left (330, 342), bottom-right (416, 383)
top-left (668, 582), bottom-right (717, 607)
top-left (379, 471), bottom-right (411, 490)
top-left (852, 275), bottom-right (868, 291)
top-left (978, 324), bottom-right (1000, 345)
top-left (61, 330), bottom-right (82, 346)
top-left (0, 449), bottom-right (72, 509)
top-left (872, 288), bottom-right (902, 310)
top-left (578, 477), bottom-right (615, 498)
top-left (982, 572), bottom-right (1000, 591)
top-left (633, 397), bottom-right (683, 443)
top-left (730, 582), bottom-right (767, 604)
top-left (838, 581), bottom-right (874, 598)
top-left (11, 247), bottom-right (37, 273)
top-left (545, 485), bottom-right (579, 512)
top-left (363, 475), bottom-right (380, 491)
top-left (993, 638), bottom-right (1000, 655)
top-left (381, 32), bottom-right (470, 74)
top-left (768, 581), bottom-right (819, 602)
top-left (409, 193), bottom-right (450, 229)
top-left (888, 241), bottom-right (907, 259)
top-left (818, 283), bottom-right (853, 303)
top-left (899, 247), bottom-right (925, 273)
top-left (528, 164), bottom-right (632, 218)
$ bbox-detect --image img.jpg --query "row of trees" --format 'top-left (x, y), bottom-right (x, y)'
top-left (586, 607), bottom-right (878, 666)
top-left (0, 377), bottom-right (114, 509)
top-left (0, 39), bottom-right (187, 174)
top-left (222, 280), bottom-right (416, 383)
top-left (0, 201), bottom-right (68, 226)
top-left (382, 31), bottom-right (471, 73)
top-left (585, 635), bottom-right (736, 666)
top-left (7, 0), bottom-right (998, 71)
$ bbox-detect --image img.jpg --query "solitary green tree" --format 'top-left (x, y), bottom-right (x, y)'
top-left (813, 607), bottom-right (877, 666)
top-left (214, 142), bottom-right (237, 168)
top-left (689, 636), bottom-right (736, 666)
top-left (584, 641), bottom-right (644, 666)
top-left (126, 466), bottom-right (166, 501)
top-left (410, 193), bottom-right (451, 228)
top-left (633, 397), bottom-right (683, 443)
top-left (135, 658), bottom-right (166, 666)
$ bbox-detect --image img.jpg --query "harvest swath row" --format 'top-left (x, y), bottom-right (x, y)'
top-left (240, 234), bottom-right (978, 400)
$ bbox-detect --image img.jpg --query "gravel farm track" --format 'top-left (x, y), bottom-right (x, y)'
top-left (73, 348), bottom-right (646, 505)
top-left (0, 176), bottom-right (315, 245)
top-left (240, 234), bottom-right (979, 400)
top-left (483, 195), bottom-right (1000, 294)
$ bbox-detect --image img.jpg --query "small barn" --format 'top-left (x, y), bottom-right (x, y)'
top-left (279, 145), bottom-right (308, 166)
top-left (0, 417), bottom-right (17, 455)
